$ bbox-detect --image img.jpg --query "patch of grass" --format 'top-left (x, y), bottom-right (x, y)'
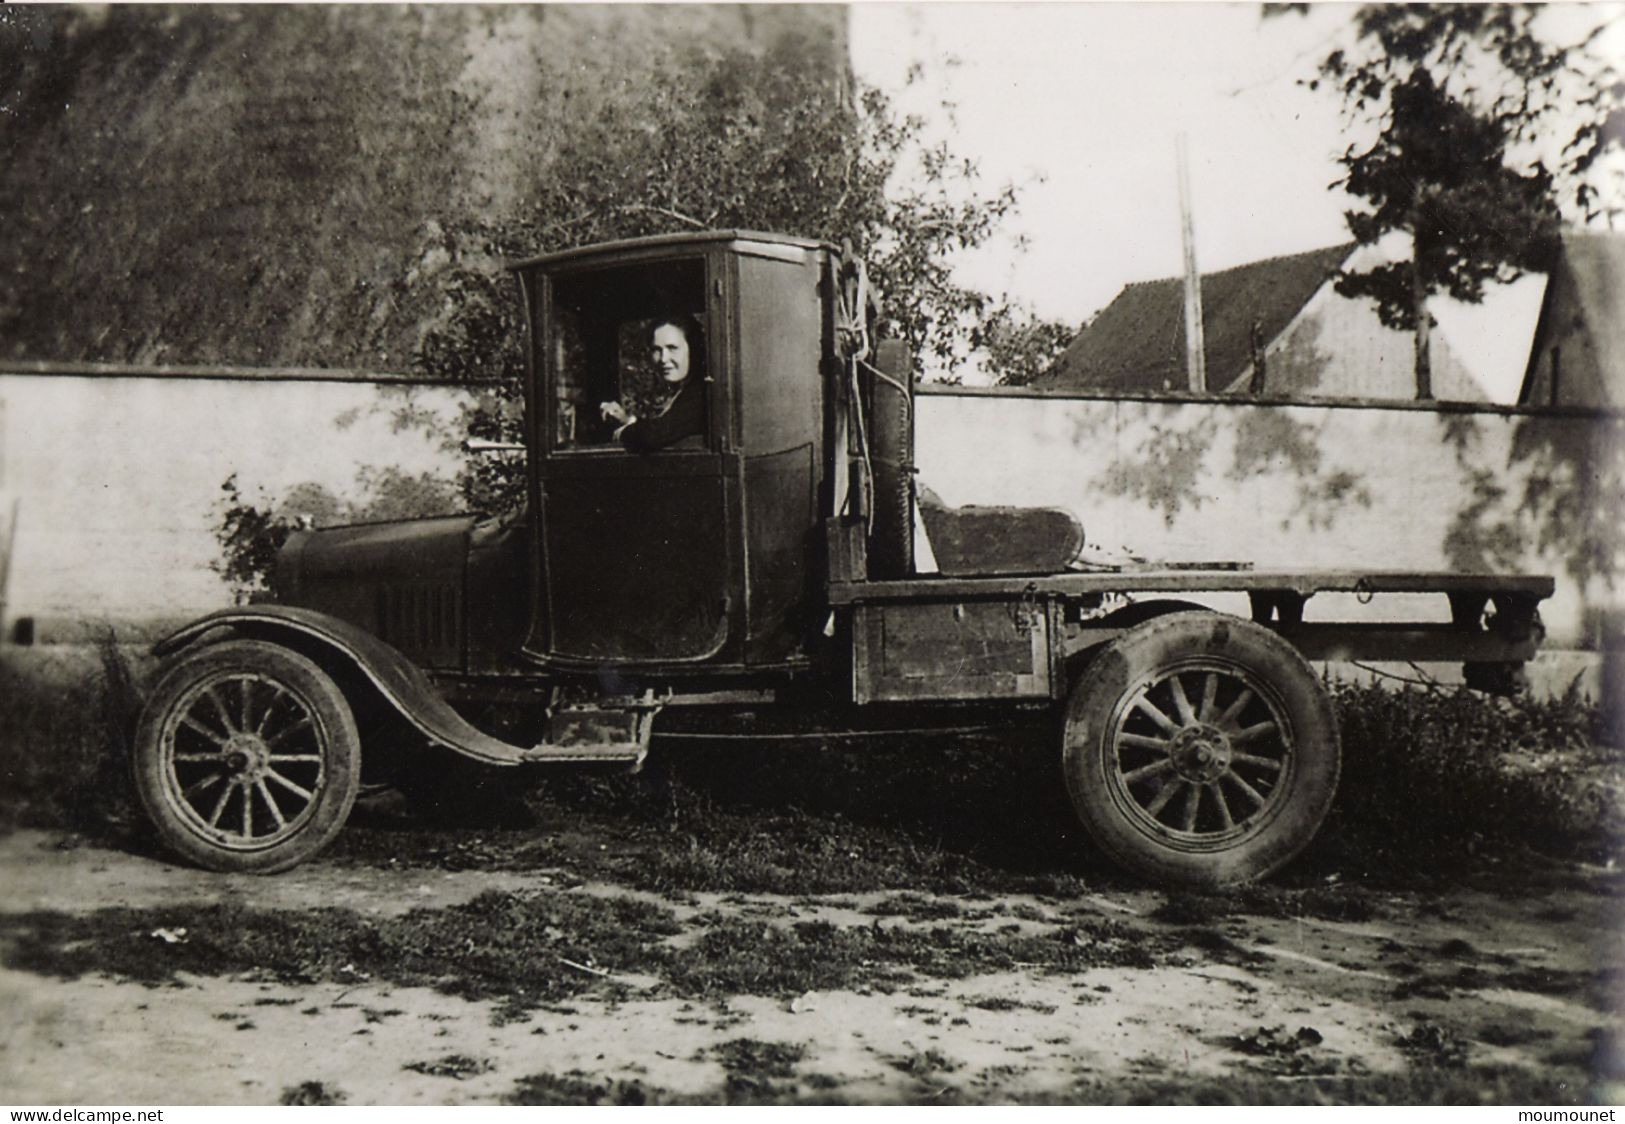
top-left (622, 805), bottom-right (1087, 898)
top-left (404, 1054), bottom-right (494, 1080)
top-left (710, 1037), bottom-right (807, 1078)
top-left (279, 1081), bottom-right (344, 1105)
top-left (528, 729), bottom-right (1102, 895)
top-left (664, 915), bottom-right (1159, 998)
top-left (507, 1072), bottom-right (656, 1106)
top-left (710, 1038), bottom-right (807, 1100)
top-left (0, 890), bottom-right (682, 1009)
top-left (1398, 1022), bottom-right (1469, 1069)
top-left (1150, 893), bottom-right (1233, 926)
top-left (0, 892), bottom-right (1165, 1012)
top-left (965, 995), bottom-right (1056, 1014)
top-left (865, 893), bottom-right (962, 921)
top-left (889, 1047), bottom-right (960, 1078)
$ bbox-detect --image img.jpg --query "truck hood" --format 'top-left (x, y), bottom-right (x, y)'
top-left (274, 514), bottom-right (477, 666)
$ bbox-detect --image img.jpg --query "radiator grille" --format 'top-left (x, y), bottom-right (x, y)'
top-left (376, 583), bottom-right (460, 660)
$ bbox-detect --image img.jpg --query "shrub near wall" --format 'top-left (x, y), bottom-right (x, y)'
top-left (0, 637), bottom-right (146, 838)
top-left (1329, 681), bottom-right (1619, 863)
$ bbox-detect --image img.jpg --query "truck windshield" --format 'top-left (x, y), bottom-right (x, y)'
top-left (548, 257), bottom-right (707, 451)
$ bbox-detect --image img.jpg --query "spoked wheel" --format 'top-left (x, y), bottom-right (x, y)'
top-left (1062, 612), bottom-right (1340, 888)
top-left (133, 640), bottom-right (361, 873)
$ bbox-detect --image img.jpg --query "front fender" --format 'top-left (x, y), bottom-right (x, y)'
top-left (154, 606), bottom-right (533, 766)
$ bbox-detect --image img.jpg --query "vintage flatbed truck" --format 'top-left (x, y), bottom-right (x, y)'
top-left (133, 230), bottom-right (1554, 887)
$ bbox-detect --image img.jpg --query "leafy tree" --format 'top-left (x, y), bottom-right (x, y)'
top-left (1303, 4), bottom-right (1616, 398)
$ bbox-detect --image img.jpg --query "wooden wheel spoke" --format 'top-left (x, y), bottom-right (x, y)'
top-left (206, 780), bottom-right (236, 827)
top-left (1121, 758), bottom-right (1173, 785)
top-left (1169, 675), bottom-right (1197, 725)
top-left (1198, 673), bottom-right (1219, 722)
top-left (1144, 778), bottom-right (1184, 818)
top-left (255, 779), bottom-right (288, 830)
top-left (1133, 696), bottom-right (1179, 735)
top-left (266, 769), bottom-right (314, 804)
top-left (253, 688), bottom-right (286, 735)
top-left (180, 714), bottom-right (230, 746)
top-left (183, 771), bottom-right (226, 802)
top-left (1232, 720), bottom-right (1278, 745)
top-left (1231, 751), bottom-right (1284, 772)
top-left (1216, 687), bottom-right (1254, 727)
top-left (1207, 782), bottom-right (1235, 830)
top-left (239, 677), bottom-right (257, 734)
top-left (241, 783), bottom-right (254, 839)
top-left (174, 750), bottom-right (228, 763)
top-left (267, 753), bottom-right (324, 763)
top-left (265, 716), bottom-right (313, 749)
top-left (1180, 781), bottom-right (1201, 832)
top-left (1119, 732), bottom-right (1171, 753)
top-left (1222, 771), bottom-right (1267, 810)
top-left (204, 687), bottom-right (240, 735)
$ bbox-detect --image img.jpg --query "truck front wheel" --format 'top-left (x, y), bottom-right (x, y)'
top-left (133, 639), bottom-right (361, 873)
top-left (1061, 613), bottom-right (1340, 888)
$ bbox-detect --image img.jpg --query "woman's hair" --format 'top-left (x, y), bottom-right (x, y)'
top-left (651, 313), bottom-right (703, 348)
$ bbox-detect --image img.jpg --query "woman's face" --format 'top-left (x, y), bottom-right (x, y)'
top-left (650, 323), bottom-right (691, 384)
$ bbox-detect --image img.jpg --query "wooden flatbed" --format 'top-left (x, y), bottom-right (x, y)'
top-left (829, 568), bottom-right (1555, 604)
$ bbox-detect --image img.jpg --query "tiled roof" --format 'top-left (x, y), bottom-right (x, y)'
top-left (1037, 244), bottom-right (1354, 393)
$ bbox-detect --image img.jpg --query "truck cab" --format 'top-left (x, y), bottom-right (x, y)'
top-left (516, 232), bottom-right (837, 672)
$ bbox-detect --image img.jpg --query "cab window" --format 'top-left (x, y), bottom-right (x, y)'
top-left (548, 258), bottom-right (707, 451)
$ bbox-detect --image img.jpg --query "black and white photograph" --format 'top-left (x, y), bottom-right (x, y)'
top-left (0, 1), bottom-right (1620, 1108)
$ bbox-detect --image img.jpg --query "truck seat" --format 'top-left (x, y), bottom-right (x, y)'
top-left (916, 485), bottom-right (1085, 577)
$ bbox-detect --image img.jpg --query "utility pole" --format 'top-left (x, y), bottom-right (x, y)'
top-left (1177, 133), bottom-right (1207, 393)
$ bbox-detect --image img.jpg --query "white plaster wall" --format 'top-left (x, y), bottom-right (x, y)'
top-left (915, 393), bottom-right (1623, 649)
top-left (3, 374), bottom-right (1618, 654)
top-left (0, 375), bottom-right (471, 625)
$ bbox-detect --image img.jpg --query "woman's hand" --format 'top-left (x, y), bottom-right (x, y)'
top-left (599, 401), bottom-right (630, 425)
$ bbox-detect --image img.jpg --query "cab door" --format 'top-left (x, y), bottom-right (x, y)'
top-left (528, 253), bottom-right (739, 666)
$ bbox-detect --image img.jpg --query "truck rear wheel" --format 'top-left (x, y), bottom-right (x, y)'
top-left (1061, 613), bottom-right (1340, 888)
top-left (133, 639), bottom-right (361, 873)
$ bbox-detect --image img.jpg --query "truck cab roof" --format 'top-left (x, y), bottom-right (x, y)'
top-left (505, 229), bottom-right (837, 272)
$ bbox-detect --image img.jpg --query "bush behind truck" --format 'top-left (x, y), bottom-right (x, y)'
top-left (131, 231), bottom-right (1554, 887)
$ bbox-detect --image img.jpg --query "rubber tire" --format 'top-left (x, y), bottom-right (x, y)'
top-left (133, 639), bottom-right (361, 874)
top-left (1061, 612), bottom-right (1340, 888)
top-left (867, 338), bottom-right (914, 579)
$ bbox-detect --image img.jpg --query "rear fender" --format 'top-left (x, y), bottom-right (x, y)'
top-left (153, 605), bottom-right (533, 766)
top-left (1062, 599), bottom-right (1214, 674)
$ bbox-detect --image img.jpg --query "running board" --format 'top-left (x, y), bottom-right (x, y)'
top-left (519, 696), bottom-right (663, 767)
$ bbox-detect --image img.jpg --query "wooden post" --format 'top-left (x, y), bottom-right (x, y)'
top-left (1177, 134), bottom-right (1207, 393)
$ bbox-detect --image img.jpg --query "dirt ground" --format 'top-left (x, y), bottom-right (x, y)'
top-left (1, 805), bottom-right (1621, 1106)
